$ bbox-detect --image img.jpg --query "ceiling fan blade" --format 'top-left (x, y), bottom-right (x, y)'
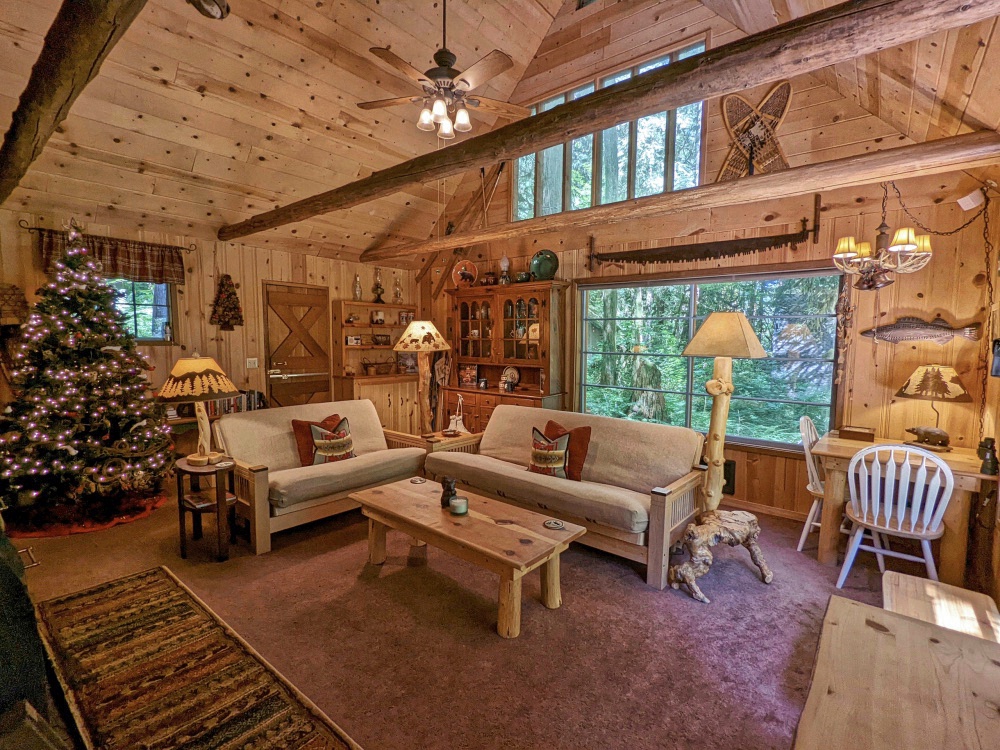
top-left (369, 47), bottom-right (433, 87)
top-left (465, 96), bottom-right (531, 121)
top-left (357, 96), bottom-right (420, 111)
top-left (455, 50), bottom-right (514, 91)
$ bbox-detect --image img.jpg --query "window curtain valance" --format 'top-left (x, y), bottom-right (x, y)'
top-left (37, 229), bottom-right (186, 285)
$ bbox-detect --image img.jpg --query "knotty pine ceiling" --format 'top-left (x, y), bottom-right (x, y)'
top-left (0, 0), bottom-right (998, 264)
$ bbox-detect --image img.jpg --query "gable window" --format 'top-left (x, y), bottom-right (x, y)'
top-left (108, 279), bottom-right (173, 342)
top-left (514, 41), bottom-right (706, 222)
top-left (580, 272), bottom-right (840, 446)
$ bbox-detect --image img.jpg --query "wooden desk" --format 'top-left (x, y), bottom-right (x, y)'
top-left (794, 596), bottom-right (1000, 749)
top-left (811, 433), bottom-right (996, 586)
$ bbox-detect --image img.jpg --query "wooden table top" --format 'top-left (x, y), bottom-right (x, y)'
top-left (811, 433), bottom-right (995, 481)
top-left (794, 596), bottom-right (1000, 749)
top-left (175, 457), bottom-right (234, 475)
top-left (350, 479), bottom-right (586, 571)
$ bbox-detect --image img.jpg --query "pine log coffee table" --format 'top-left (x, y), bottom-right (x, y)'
top-left (351, 478), bottom-right (586, 638)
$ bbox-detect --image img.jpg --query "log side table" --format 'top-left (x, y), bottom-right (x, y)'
top-left (175, 457), bottom-right (237, 561)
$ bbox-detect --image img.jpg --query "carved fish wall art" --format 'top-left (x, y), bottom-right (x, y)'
top-left (861, 316), bottom-right (981, 345)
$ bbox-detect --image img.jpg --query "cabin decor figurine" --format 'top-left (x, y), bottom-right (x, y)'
top-left (668, 510), bottom-right (773, 604)
top-left (440, 477), bottom-right (457, 509)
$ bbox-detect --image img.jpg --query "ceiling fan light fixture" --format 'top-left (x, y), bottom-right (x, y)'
top-left (454, 106), bottom-right (472, 132)
top-left (417, 103), bottom-right (435, 131)
top-left (431, 97), bottom-right (448, 123)
top-left (438, 115), bottom-right (456, 139)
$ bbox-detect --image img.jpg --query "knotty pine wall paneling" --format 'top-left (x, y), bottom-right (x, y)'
top-left (0, 209), bottom-right (416, 392)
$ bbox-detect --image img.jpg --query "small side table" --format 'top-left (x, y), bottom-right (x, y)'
top-left (420, 432), bottom-right (482, 454)
top-left (175, 457), bottom-right (237, 561)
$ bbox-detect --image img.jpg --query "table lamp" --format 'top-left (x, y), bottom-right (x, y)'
top-left (683, 312), bottom-right (767, 510)
top-left (895, 364), bottom-right (971, 449)
top-left (159, 353), bottom-right (239, 466)
top-left (394, 320), bottom-right (450, 434)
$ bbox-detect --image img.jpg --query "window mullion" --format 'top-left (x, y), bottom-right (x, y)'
top-left (665, 108), bottom-right (677, 193)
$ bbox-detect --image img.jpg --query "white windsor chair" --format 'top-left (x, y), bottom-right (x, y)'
top-left (836, 444), bottom-right (955, 589)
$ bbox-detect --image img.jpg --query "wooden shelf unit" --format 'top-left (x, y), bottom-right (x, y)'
top-left (442, 281), bottom-right (567, 432)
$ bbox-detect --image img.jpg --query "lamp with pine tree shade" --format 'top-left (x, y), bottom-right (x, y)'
top-left (895, 364), bottom-right (971, 449)
top-left (158, 355), bottom-right (239, 465)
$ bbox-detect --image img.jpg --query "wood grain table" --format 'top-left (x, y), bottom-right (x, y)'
top-left (350, 478), bottom-right (586, 638)
top-left (794, 596), bottom-right (1000, 749)
top-left (810, 433), bottom-right (997, 586)
top-left (175, 457), bottom-right (236, 562)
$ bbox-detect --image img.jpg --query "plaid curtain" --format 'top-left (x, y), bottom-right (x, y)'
top-left (38, 229), bottom-right (185, 285)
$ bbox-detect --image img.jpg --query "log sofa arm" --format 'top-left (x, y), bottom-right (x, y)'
top-left (646, 467), bottom-right (706, 590)
top-left (232, 459), bottom-right (271, 554)
top-left (383, 430), bottom-right (428, 450)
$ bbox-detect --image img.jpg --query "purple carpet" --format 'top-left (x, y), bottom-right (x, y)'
top-left (26, 504), bottom-right (888, 749)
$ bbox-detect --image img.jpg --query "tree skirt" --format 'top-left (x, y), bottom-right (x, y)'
top-left (37, 567), bottom-right (359, 750)
top-left (5, 492), bottom-right (168, 539)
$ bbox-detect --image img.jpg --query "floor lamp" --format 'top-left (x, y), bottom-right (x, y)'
top-left (159, 354), bottom-right (239, 466)
top-left (394, 320), bottom-right (450, 434)
top-left (682, 312), bottom-right (767, 511)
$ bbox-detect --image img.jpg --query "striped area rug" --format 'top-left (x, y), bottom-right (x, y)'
top-left (36, 567), bottom-right (360, 750)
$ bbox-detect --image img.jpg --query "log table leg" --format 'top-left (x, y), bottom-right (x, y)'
top-left (818, 467), bottom-right (847, 565)
top-left (214, 466), bottom-right (229, 562)
top-left (368, 519), bottom-right (388, 565)
top-left (497, 569), bottom-right (522, 639)
top-left (540, 554), bottom-right (562, 609)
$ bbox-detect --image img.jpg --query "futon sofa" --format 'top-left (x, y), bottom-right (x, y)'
top-left (424, 405), bottom-right (706, 589)
top-left (214, 399), bottom-right (426, 553)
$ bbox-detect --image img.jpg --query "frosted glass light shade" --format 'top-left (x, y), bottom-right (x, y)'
top-left (417, 106), bottom-right (435, 131)
top-left (159, 354), bottom-right (238, 402)
top-left (437, 116), bottom-right (456, 139)
top-left (394, 320), bottom-right (451, 352)
top-left (833, 236), bottom-right (858, 259)
top-left (431, 97), bottom-right (448, 123)
top-left (889, 226), bottom-right (918, 253)
top-left (454, 107), bottom-right (472, 132)
top-left (682, 312), bottom-right (767, 359)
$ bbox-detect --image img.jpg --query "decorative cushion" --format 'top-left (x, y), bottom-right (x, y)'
top-left (291, 414), bottom-right (341, 466)
top-left (544, 420), bottom-right (591, 482)
top-left (528, 427), bottom-right (570, 480)
top-left (309, 419), bottom-right (355, 464)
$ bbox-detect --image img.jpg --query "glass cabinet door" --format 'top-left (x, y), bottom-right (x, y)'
top-left (458, 297), bottom-right (493, 361)
top-left (501, 294), bottom-right (542, 362)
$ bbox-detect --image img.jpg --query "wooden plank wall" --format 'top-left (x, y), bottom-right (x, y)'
top-left (0, 208), bottom-right (417, 392)
top-left (422, 0), bottom-right (1000, 521)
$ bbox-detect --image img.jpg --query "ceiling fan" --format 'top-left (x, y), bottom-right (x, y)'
top-left (357, 0), bottom-right (530, 138)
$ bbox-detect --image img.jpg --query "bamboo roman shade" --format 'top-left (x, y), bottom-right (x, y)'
top-left (38, 229), bottom-right (186, 285)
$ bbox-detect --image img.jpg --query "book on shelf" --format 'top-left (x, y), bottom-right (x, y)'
top-left (171, 390), bottom-right (267, 420)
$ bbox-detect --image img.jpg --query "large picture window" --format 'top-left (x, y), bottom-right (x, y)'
top-left (514, 41), bottom-right (705, 221)
top-left (108, 278), bottom-right (172, 342)
top-left (580, 272), bottom-right (841, 446)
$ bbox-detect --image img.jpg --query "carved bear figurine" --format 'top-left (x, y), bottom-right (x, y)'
top-left (905, 426), bottom-right (950, 447)
top-left (440, 477), bottom-right (458, 509)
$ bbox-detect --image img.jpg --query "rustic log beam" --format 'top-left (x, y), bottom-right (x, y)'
top-left (0, 0), bottom-right (149, 206)
top-left (217, 0), bottom-right (1000, 242)
top-left (360, 131), bottom-right (1000, 262)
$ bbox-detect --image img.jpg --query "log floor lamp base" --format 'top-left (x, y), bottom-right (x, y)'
top-left (669, 510), bottom-right (774, 604)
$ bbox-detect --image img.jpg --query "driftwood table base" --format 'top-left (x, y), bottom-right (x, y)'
top-left (669, 510), bottom-right (774, 603)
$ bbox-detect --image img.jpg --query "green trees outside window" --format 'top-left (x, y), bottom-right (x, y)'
top-left (581, 273), bottom-right (840, 445)
top-left (514, 42), bottom-right (705, 221)
top-left (106, 278), bottom-right (172, 341)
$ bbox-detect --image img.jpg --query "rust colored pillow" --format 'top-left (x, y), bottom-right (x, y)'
top-left (291, 414), bottom-right (341, 467)
top-left (544, 420), bottom-right (591, 482)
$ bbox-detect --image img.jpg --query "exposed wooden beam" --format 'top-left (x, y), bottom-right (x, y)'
top-left (359, 131), bottom-right (1000, 261)
top-left (217, 0), bottom-right (1000, 242)
top-left (0, 0), bottom-right (149, 205)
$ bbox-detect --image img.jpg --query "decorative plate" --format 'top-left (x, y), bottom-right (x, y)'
top-left (452, 260), bottom-right (478, 287)
top-left (502, 366), bottom-right (520, 385)
top-left (530, 249), bottom-right (559, 281)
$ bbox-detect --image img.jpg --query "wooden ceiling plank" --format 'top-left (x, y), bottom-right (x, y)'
top-left (358, 131), bottom-right (1000, 262)
top-left (221, 0), bottom-right (1000, 242)
top-left (700, 0), bottom-right (779, 34)
top-left (962, 20), bottom-right (1000, 130)
top-left (0, 0), bottom-right (150, 204)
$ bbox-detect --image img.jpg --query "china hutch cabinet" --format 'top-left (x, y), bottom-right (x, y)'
top-left (442, 280), bottom-right (567, 432)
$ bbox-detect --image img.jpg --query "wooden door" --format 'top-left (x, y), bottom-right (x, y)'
top-left (263, 282), bottom-right (331, 407)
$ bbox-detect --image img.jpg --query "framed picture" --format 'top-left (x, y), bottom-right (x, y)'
top-left (458, 363), bottom-right (478, 388)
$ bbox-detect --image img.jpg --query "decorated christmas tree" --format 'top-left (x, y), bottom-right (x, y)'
top-left (0, 225), bottom-right (172, 526)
